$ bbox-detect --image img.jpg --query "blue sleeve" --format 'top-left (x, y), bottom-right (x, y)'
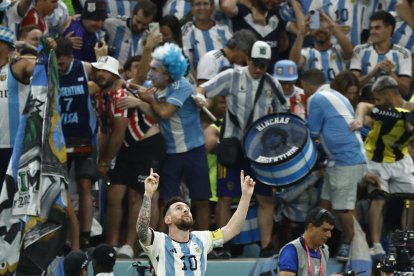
top-left (166, 79), bottom-right (193, 107)
top-left (278, 244), bottom-right (298, 273)
top-left (307, 95), bottom-right (324, 138)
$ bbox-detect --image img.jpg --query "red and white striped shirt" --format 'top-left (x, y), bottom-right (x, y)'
top-left (94, 87), bottom-right (155, 147)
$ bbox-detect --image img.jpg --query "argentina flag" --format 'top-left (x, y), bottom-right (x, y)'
top-left (0, 46), bottom-right (68, 275)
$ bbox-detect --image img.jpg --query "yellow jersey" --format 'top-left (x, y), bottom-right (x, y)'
top-left (365, 107), bottom-right (414, 163)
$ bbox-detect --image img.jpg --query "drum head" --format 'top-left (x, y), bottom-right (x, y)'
top-left (243, 113), bottom-right (309, 165)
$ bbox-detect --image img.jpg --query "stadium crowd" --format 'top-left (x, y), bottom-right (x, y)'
top-left (1, 0), bottom-right (414, 273)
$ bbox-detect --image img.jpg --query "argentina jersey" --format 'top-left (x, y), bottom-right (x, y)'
top-left (307, 87), bottom-right (366, 166)
top-left (197, 49), bottom-right (232, 81)
top-left (201, 67), bottom-right (287, 140)
top-left (309, 0), bottom-right (367, 45)
top-left (156, 78), bottom-right (204, 153)
top-left (163, 0), bottom-right (192, 20)
top-left (104, 18), bottom-right (141, 66)
top-left (77, 0), bottom-right (135, 17)
top-left (182, 22), bottom-right (232, 70)
top-left (142, 230), bottom-right (213, 276)
top-left (3, 1), bottom-right (24, 39)
top-left (364, 0), bottom-right (397, 30)
top-left (0, 66), bottom-right (30, 148)
top-left (301, 45), bottom-right (346, 83)
top-left (279, 0), bottom-right (311, 22)
top-left (59, 60), bottom-right (97, 144)
top-left (392, 12), bottom-right (414, 53)
top-left (350, 43), bottom-right (412, 82)
top-left (47, 1), bottom-right (69, 38)
top-left (106, 0), bottom-right (135, 17)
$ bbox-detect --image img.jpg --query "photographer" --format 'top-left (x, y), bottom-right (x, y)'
top-left (278, 207), bottom-right (335, 276)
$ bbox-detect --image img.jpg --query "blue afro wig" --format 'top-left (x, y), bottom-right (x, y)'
top-left (152, 43), bottom-right (188, 81)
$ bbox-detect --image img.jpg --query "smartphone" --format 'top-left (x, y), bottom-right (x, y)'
top-left (148, 22), bottom-right (160, 35)
top-left (309, 10), bottom-right (320, 30)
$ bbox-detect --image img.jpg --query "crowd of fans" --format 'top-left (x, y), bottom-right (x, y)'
top-left (1, 0), bottom-right (414, 270)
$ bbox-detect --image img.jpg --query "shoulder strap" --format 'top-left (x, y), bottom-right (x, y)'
top-left (264, 73), bottom-right (287, 106)
top-left (246, 75), bottom-right (265, 127)
top-left (226, 75), bottom-right (265, 130)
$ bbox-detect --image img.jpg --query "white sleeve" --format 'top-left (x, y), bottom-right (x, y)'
top-left (197, 54), bottom-right (219, 81)
top-left (139, 229), bottom-right (163, 258)
top-left (350, 45), bottom-right (364, 72)
top-left (397, 48), bottom-right (412, 77)
top-left (192, 231), bottom-right (214, 253)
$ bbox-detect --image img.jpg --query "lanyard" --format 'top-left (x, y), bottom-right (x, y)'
top-left (303, 240), bottom-right (324, 276)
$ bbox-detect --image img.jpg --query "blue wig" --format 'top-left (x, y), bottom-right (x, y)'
top-left (152, 43), bottom-right (188, 81)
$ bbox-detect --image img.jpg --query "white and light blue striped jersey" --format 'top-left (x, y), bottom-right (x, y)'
top-left (392, 12), bottom-right (414, 53)
top-left (141, 230), bottom-right (214, 276)
top-left (350, 43), bottom-right (412, 84)
top-left (104, 17), bottom-right (142, 66)
top-left (307, 84), bottom-right (366, 166)
top-left (364, 0), bottom-right (397, 30)
top-left (308, 0), bottom-right (368, 45)
top-left (279, 0), bottom-right (311, 22)
top-left (155, 78), bottom-right (205, 153)
top-left (0, 65), bottom-right (30, 148)
top-left (201, 67), bottom-right (288, 141)
top-left (182, 22), bottom-right (232, 70)
top-left (301, 44), bottom-right (347, 83)
top-left (162, 0), bottom-right (192, 20)
top-left (212, 0), bottom-right (233, 27)
top-left (197, 49), bottom-right (232, 81)
top-left (3, 1), bottom-right (25, 39)
top-left (78, 0), bottom-right (135, 18)
top-left (106, 0), bottom-right (135, 17)
top-left (47, 0), bottom-right (69, 38)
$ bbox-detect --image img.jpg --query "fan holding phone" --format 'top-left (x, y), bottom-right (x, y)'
top-left (288, 1), bottom-right (353, 84)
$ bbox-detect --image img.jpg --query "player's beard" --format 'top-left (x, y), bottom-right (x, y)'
top-left (176, 217), bottom-right (193, 231)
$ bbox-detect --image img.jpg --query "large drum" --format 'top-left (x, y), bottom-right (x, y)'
top-left (243, 113), bottom-right (317, 187)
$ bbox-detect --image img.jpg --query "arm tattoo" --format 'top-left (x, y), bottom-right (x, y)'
top-left (137, 194), bottom-right (152, 243)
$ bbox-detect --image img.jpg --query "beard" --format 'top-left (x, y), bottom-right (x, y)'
top-left (96, 78), bottom-right (112, 90)
top-left (176, 217), bottom-right (193, 231)
top-left (314, 32), bottom-right (329, 44)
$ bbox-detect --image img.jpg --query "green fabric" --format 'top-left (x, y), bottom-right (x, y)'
top-left (63, 0), bottom-right (75, 15)
top-left (208, 153), bottom-right (218, 202)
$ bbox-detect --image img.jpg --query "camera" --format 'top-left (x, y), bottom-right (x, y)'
top-left (377, 230), bottom-right (414, 274)
top-left (132, 260), bottom-right (153, 276)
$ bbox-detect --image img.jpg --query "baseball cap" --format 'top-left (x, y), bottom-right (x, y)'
top-left (82, 0), bottom-right (107, 21)
top-left (91, 244), bottom-right (116, 266)
top-left (0, 26), bottom-right (15, 48)
top-left (92, 56), bottom-right (121, 77)
top-left (273, 60), bottom-right (298, 81)
top-left (64, 250), bottom-right (89, 276)
top-left (250, 41), bottom-right (271, 67)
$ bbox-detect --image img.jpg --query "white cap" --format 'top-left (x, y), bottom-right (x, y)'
top-left (250, 41), bottom-right (271, 61)
top-left (92, 56), bottom-right (121, 78)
